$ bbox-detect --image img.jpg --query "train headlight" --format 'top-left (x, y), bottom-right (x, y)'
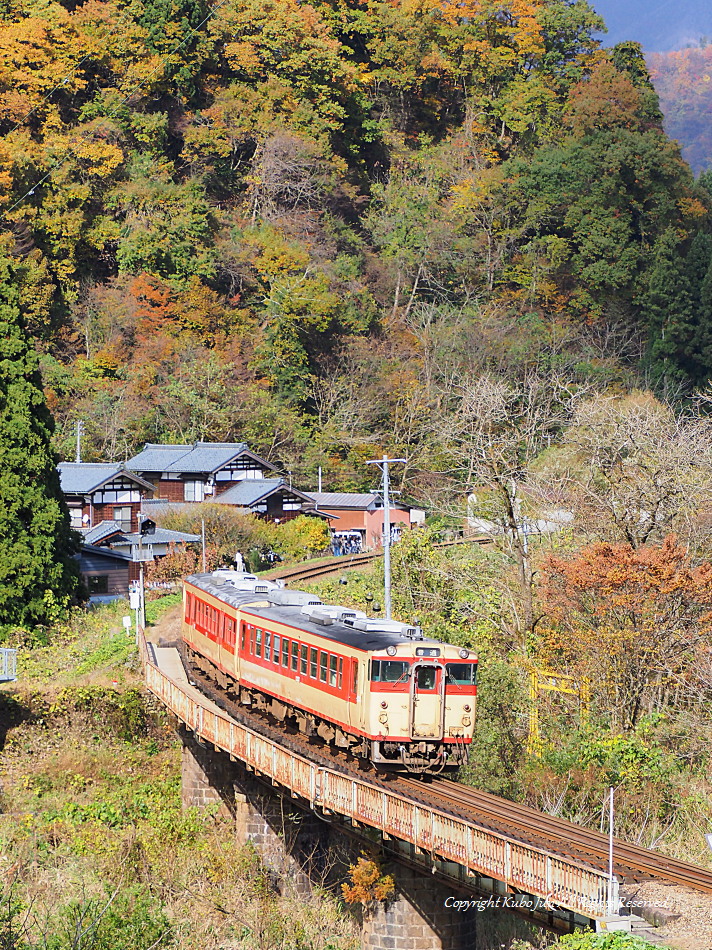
top-left (386, 645), bottom-right (397, 656)
top-left (458, 649), bottom-right (469, 659)
top-left (378, 713), bottom-right (388, 724)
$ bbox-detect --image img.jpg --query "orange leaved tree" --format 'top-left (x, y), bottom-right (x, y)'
top-left (538, 536), bottom-right (712, 730)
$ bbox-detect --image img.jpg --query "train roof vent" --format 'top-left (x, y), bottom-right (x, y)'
top-left (213, 570), bottom-right (259, 584)
top-left (300, 604), bottom-right (365, 623)
top-left (300, 607), bottom-right (335, 626)
top-left (232, 582), bottom-right (271, 594)
top-left (349, 618), bottom-right (424, 639)
top-left (268, 590), bottom-right (322, 607)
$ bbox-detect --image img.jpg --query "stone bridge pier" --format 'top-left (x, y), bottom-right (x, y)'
top-left (180, 727), bottom-right (544, 950)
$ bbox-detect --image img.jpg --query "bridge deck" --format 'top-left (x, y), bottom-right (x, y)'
top-left (141, 633), bottom-right (614, 920)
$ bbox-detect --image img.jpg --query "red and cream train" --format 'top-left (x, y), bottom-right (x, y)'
top-left (181, 570), bottom-right (478, 773)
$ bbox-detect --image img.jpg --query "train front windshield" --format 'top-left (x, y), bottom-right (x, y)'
top-left (445, 663), bottom-right (478, 685)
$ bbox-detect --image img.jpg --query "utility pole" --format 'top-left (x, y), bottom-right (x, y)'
top-left (201, 519), bottom-right (206, 573)
top-left (608, 786), bottom-right (615, 915)
top-left (75, 420), bottom-right (85, 463)
top-left (366, 455), bottom-right (406, 620)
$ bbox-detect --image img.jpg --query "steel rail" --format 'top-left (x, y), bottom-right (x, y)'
top-left (406, 778), bottom-right (712, 895)
top-left (217, 543), bottom-right (712, 897)
top-left (144, 634), bottom-right (712, 916)
top-left (265, 536), bottom-right (492, 585)
top-left (142, 633), bottom-right (614, 919)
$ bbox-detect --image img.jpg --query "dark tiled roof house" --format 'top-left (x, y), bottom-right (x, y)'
top-left (127, 442), bottom-right (278, 503)
top-left (58, 462), bottom-right (154, 532)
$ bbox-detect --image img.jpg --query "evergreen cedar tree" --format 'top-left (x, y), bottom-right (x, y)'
top-left (0, 252), bottom-right (82, 627)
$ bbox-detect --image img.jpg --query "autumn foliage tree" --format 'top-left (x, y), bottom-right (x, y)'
top-left (538, 536), bottom-right (712, 730)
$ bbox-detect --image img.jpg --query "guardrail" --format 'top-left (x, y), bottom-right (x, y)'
top-left (140, 630), bottom-right (615, 920)
top-left (0, 648), bottom-right (17, 682)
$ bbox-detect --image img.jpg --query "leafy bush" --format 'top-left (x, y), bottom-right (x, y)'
top-left (43, 886), bottom-right (172, 950)
top-left (557, 932), bottom-right (658, 949)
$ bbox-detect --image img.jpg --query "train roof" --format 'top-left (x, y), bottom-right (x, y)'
top-left (185, 573), bottom-right (447, 654)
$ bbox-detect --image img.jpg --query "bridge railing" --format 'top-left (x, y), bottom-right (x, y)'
top-left (0, 648), bottom-right (17, 682)
top-left (140, 631), bottom-right (615, 920)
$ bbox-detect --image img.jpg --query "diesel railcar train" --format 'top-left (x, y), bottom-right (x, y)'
top-left (181, 570), bottom-right (477, 773)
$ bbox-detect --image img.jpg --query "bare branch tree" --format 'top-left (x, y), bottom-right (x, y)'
top-left (562, 391), bottom-right (712, 549)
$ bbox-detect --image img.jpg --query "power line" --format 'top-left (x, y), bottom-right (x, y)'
top-left (5, 0), bottom-right (232, 215)
top-left (4, 8), bottom-right (137, 140)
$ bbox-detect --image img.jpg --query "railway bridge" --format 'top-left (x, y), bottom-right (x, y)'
top-left (139, 618), bottom-right (712, 949)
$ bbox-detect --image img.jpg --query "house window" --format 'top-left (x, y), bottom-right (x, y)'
top-left (70, 509), bottom-right (83, 529)
top-left (283, 502), bottom-right (301, 511)
top-left (113, 507), bottom-right (132, 531)
top-left (184, 480), bottom-right (204, 502)
top-left (88, 575), bottom-right (109, 594)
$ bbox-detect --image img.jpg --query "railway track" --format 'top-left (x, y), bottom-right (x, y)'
top-left (175, 642), bottom-right (712, 898)
top-left (397, 778), bottom-right (712, 895)
top-left (265, 536), bottom-right (492, 586)
top-left (187, 541), bottom-right (712, 898)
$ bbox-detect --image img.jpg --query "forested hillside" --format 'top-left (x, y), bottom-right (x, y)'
top-left (2, 0), bottom-right (712, 487)
top-left (648, 44), bottom-right (712, 175)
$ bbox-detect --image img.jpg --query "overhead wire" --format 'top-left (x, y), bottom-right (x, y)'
top-left (4, 7), bottom-right (138, 140)
top-left (5, 0), bottom-right (233, 215)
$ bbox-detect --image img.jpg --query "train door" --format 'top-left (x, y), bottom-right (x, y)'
top-left (347, 658), bottom-right (363, 730)
top-left (409, 664), bottom-right (444, 740)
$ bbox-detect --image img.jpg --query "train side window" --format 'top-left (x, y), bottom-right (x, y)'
top-left (282, 638), bottom-right (289, 667)
top-left (319, 651), bottom-right (328, 683)
top-left (338, 657), bottom-right (343, 690)
top-left (310, 647), bottom-right (318, 679)
top-left (300, 644), bottom-right (308, 675)
top-left (291, 641), bottom-right (299, 671)
top-left (329, 654), bottom-right (338, 688)
top-left (255, 629), bottom-right (262, 658)
top-left (265, 630), bottom-right (271, 661)
top-left (371, 660), bottom-right (409, 683)
top-left (351, 660), bottom-right (358, 699)
top-left (273, 634), bottom-right (280, 665)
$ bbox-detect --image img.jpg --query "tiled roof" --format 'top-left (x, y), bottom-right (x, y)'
top-left (213, 478), bottom-right (312, 507)
top-left (127, 442), bottom-right (277, 475)
top-left (59, 463), bottom-right (153, 494)
top-left (81, 521), bottom-right (127, 544)
top-left (115, 527), bottom-right (201, 545)
top-left (305, 492), bottom-right (379, 510)
top-left (78, 544), bottom-right (132, 562)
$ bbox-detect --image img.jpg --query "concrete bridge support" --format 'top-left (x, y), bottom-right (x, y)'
top-left (362, 863), bottom-right (474, 949)
top-left (180, 727), bottom-right (328, 897)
